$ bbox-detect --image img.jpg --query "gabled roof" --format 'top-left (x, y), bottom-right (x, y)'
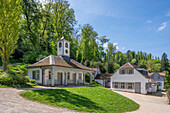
top-left (119, 62), bottom-right (150, 78)
top-left (151, 79), bottom-right (157, 84)
top-left (26, 55), bottom-right (92, 71)
top-left (148, 72), bottom-right (166, 77)
top-left (95, 73), bottom-right (113, 79)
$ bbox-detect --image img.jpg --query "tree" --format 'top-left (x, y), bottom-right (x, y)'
top-left (84, 60), bottom-right (90, 67)
top-left (161, 53), bottom-right (169, 71)
top-left (106, 42), bottom-right (116, 61)
top-left (105, 60), bottom-right (114, 73)
top-left (0, 0), bottom-right (21, 71)
top-left (78, 24), bottom-right (98, 62)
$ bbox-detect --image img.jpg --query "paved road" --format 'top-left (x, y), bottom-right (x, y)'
top-left (114, 90), bottom-right (170, 113)
top-left (0, 88), bottom-right (75, 113)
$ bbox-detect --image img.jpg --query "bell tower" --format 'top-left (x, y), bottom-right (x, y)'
top-left (57, 36), bottom-right (70, 58)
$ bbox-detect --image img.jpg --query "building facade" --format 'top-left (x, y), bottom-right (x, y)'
top-left (27, 36), bottom-right (92, 86)
top-left (148, 72), bottom-right (166, 90)
top-left (111, 62), bottom-right (157, 94)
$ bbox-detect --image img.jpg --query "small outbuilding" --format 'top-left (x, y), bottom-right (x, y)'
top-left (26, 36), bottom-right (92, 86)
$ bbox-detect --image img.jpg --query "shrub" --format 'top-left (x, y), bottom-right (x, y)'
top-left (0, 71), bottom-right (29, 87)
top-left (30, 79), bottom-right (36, 84)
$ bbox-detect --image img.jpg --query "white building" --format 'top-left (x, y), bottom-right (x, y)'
top-left (26, 36), bottom-right (92, 86)
top-left (111, 62), bottom-right (157, 94)
top-left (148, 72), bottom-right (166, 90)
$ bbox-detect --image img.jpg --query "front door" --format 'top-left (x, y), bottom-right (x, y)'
top-left (135, 82), bottom-right (141, 93)
top-left (57, 72), bottom-right (63, 85)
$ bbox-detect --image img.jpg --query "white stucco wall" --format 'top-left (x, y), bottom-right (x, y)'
top-left (28, 68), bottom-right (42, 84)
top-left (156, 81), bottom-right (164, 90)
top-left (95, 79), bottom-right (104, 86)
top-left (111, 69), bottom-right (149, 94)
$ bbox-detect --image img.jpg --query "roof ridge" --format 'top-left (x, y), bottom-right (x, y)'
top-left (30, 55), bottom-right (50, 66)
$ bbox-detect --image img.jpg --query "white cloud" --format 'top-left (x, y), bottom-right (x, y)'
top-left (116, 46), bottom-right (119, 50)
top-left (166, 11), bottom-right (170, 17)
top-left (158, 21), bottom-right (170, 31)
top-left (113, 43), bottom-right (118, 46)
top-left (147, 20), bottom-right (152, 23)
top-left (103, 43), bottom-right (108, 48)
top-left (122, 47), bottom-right (125, 50)
top-left (95, 39), bottom-right (99, 42)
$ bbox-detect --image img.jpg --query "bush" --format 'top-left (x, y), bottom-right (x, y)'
top-left (30, 79), bottom-right (36, 84)
top-left (0, 71), bottom-right (29, 87)
top-left (84, 60), bottom-right (90, 67)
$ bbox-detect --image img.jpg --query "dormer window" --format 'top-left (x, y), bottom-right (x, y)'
top-left (59, 42), bottom-right (62, 48)
top-left (65, 43), bottom-right (68, 48)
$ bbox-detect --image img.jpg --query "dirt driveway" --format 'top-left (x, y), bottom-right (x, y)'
top-left (0, 88), bottom-right (74, 113)
top-left (114, 90), bottom-right (170, 113)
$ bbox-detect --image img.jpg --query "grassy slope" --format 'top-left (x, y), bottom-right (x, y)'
top-left (20, 86), bottom-right (139, 113)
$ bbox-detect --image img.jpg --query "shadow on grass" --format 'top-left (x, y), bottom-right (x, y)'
top-left (30, 89), bottom-right (104, 112)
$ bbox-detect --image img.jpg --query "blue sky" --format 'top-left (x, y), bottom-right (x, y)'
top-left (67, 0), bottom-right (170, 59)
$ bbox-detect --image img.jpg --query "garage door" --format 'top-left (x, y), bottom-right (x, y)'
top-left (135, 82), bottom-right (141, 93)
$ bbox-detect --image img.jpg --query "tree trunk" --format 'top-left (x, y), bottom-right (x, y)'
top-left (3, 58), bottom-right (7, 72)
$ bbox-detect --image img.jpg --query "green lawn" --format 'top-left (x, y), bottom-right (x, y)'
top-left (20, 86), bottom-right (139, 113)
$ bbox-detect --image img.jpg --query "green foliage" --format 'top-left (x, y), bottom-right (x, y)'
top-left (0, 72), bottom-right (29, 87)
top-left (161, 53), bottom-right (169, 71)
top-left (164, 71), bottom-right (170, 90)
top-left (113, 63), bottom-right (120, 71)
top-left (20, 87), bottom-right (139, 113)
top-left (84, 60), bottom-right (90, 67)
top-left (0, 0), bottom-right (22, 71)
top-left (147, 60), bottom-right (161, 72)
top-left (94, 61), bottom-right (106, 73)
top-left (105, 60), bottom-right (114, 73)
top-left (22, 51), bottom-right (49, 64)
top-left (7, 64), bottom-right (28, 75)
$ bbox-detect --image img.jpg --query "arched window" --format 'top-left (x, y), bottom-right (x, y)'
top-left (65, 49), bottom-right (68, 54)
top-left (49, 71), bottom-right (51, 79)
top-left (59, 42), bottom-right (62, 48)
top-left (65, 43), bottom-right (68, 48)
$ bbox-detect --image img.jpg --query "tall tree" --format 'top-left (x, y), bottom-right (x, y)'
top-left (161, 53), bottom-right (169, 71)
top-left (0, 0), bottom-right (21, 71)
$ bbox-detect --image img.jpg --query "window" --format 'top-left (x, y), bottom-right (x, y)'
top-left (49, 71), bottom-right (51, 79)
top-left (158, 76), bottom-right (160, 79)
top-left (128, 69), bottom-right (134, 74)
top-left (59, 42), bottom-right (62, 48)
top-left (127, 83), bottom-right (133, 89)
top-left (65, 49), bottom-right (68, 54)
top-left (114, 82), bottom-right (118, 88)
top-left (65, 43), bottom-right (68, 48)
top-left (120, 70), bottom-right (125, 74)
top-left (121, 83), bottom-right (125, 89)
top-left (32, 70), bottom-right (40, 80)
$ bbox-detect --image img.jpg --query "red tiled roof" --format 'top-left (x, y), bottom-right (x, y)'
top-left (151, 79), bottom-right (157, 84)
top-left (148, 72), bottom-right (166, 77)
top-left (95, 73), bottom-right (113, 79)
top-left (26, 55), bottom-right (92, 71)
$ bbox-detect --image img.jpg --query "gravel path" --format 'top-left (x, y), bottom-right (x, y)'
top-left (0, 88), bottom-right (75, 113)
top-left (113, 90), bottom-right (170, 113)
